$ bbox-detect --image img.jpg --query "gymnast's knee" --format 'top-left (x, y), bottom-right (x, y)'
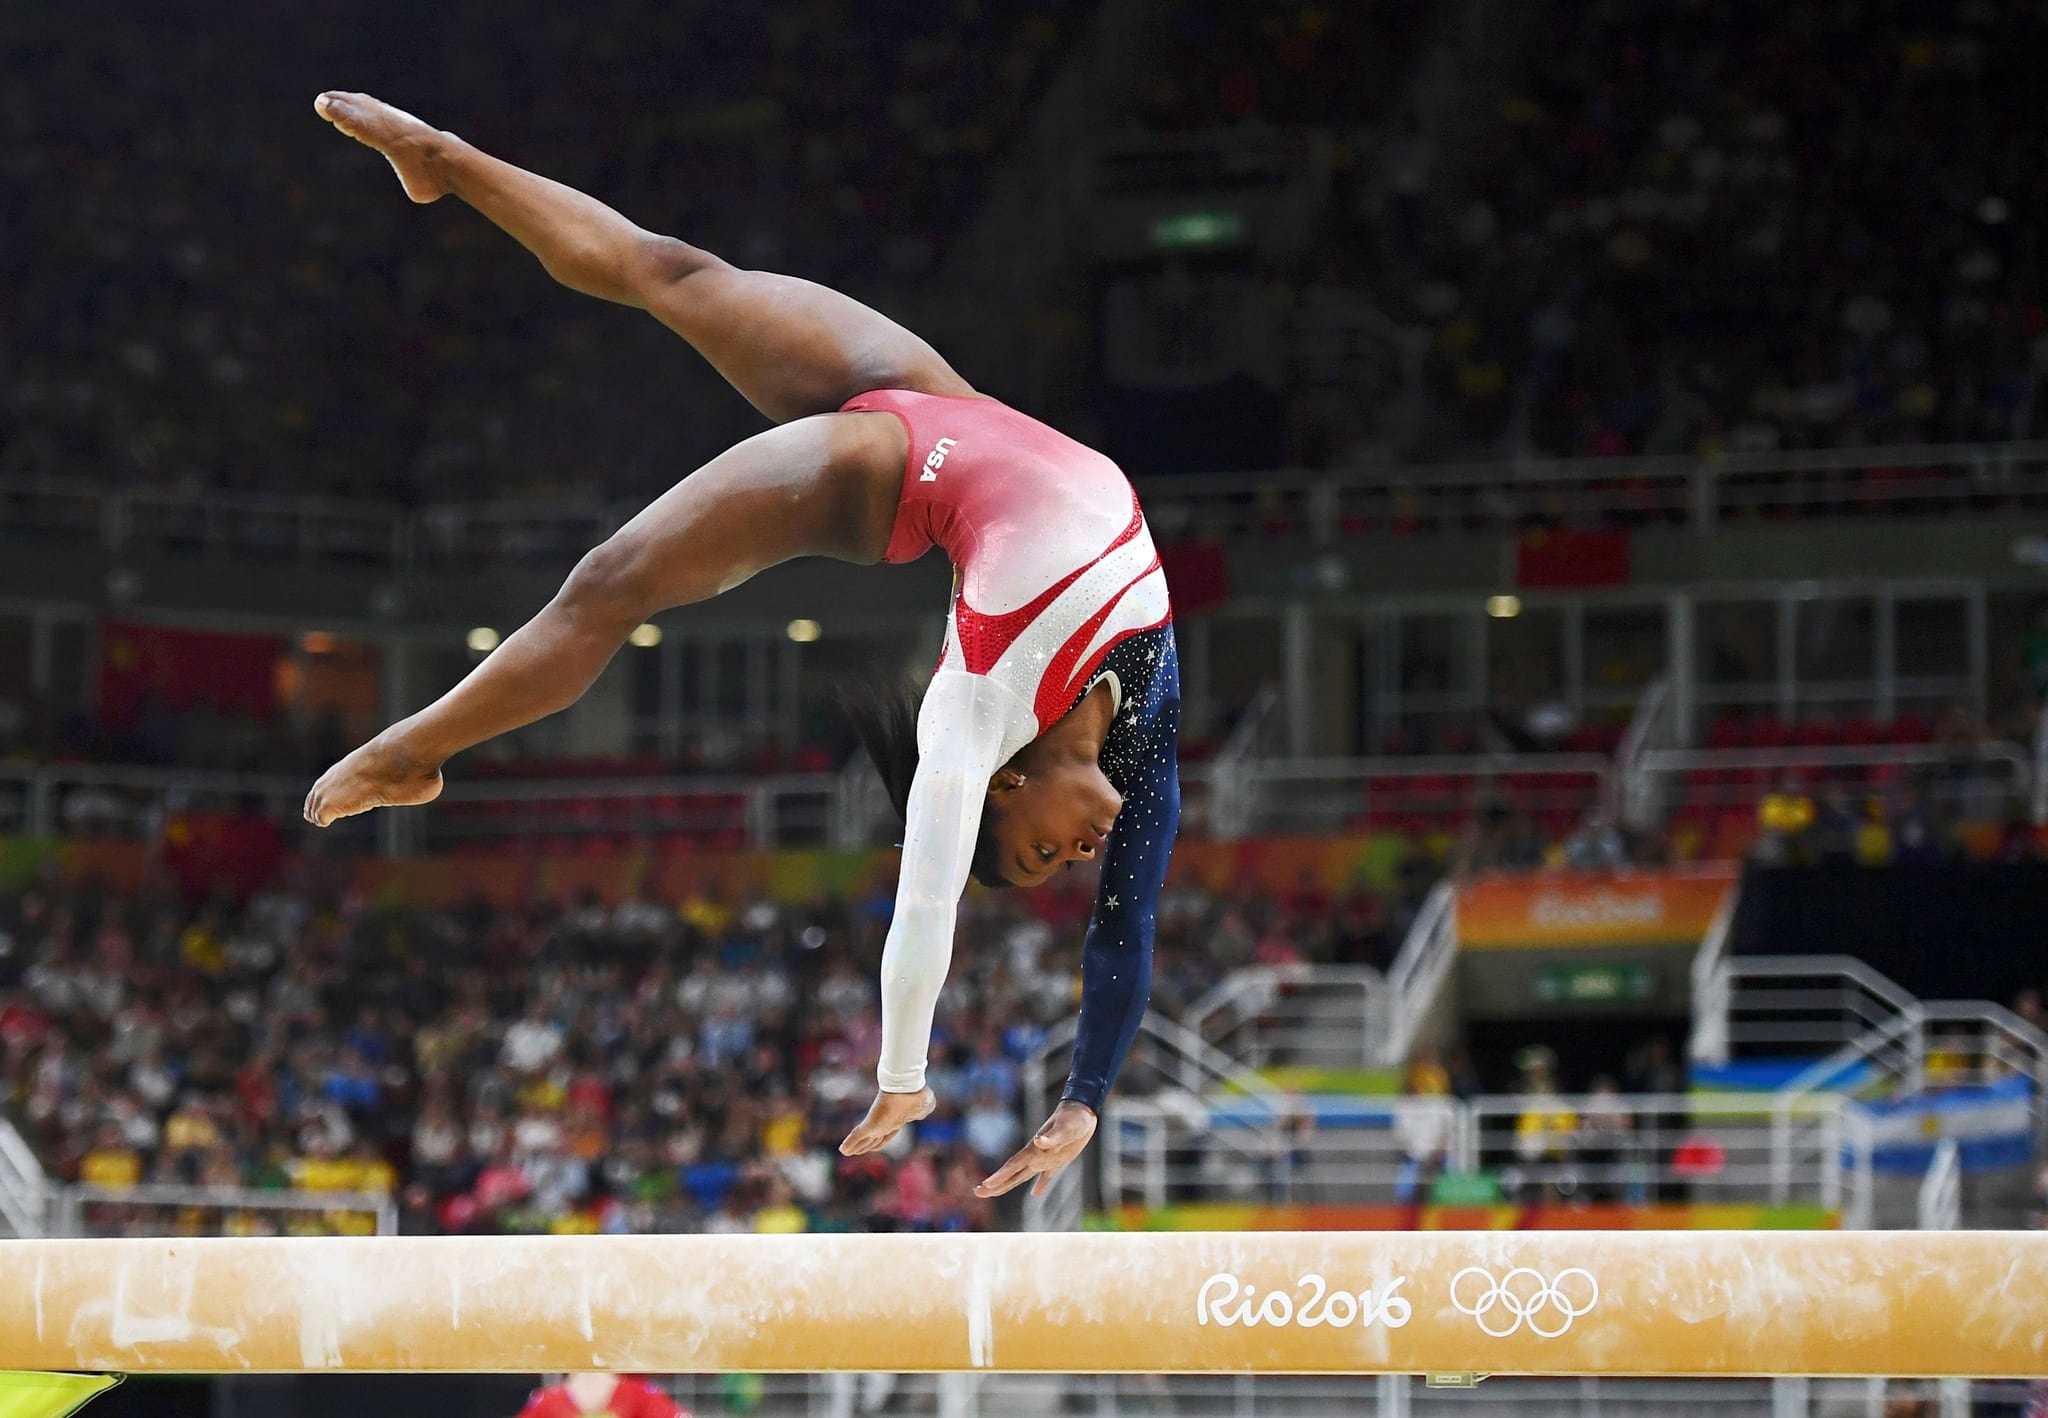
top-left (559, 535), bottom-right (660, 629)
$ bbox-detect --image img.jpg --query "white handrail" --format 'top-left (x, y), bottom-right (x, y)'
top-left (1379, 879), bottom-right (1458, 1068)
top-left (1183, 964), bottom-right (1386, 1075)
top-left (1917, 1139), bottom-right (1962, 1231)
top-left (11, 440), bottom-right (2046, 567)
top-left (1636, 741), bottom-right (2031, 776)
top-left (1029, 1010), bottom-right (1285, 1114)
top-left (0, 1117), bottom-right (51, 1238)
top-left (1729, 954), bottom-right (1923, 1020)
top-left (1205, 685), bottom-right (1282, 840)
top-left (2035, 709), bottom-right (2048, 825)
top-left (61, 1183), bottom-right (399, 1237)
top-left (1613, 678), bottom-right (1673, 826)
top-left (1686, 882), bottom-right (1740, 1067)
top-left (0, 761), bottom-right (850, 852)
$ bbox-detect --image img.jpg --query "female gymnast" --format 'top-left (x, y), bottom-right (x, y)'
top-left (303, 93), bottom-right (1180, 1200)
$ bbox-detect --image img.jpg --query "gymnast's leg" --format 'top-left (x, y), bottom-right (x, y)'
top-left (314, 90), bottom-right (977, 423)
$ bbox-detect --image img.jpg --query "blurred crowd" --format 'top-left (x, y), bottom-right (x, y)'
top-left (0, 0), bottom-right (1082, 506)
top-left (1740, 706), bottom-right (2043, 866)
top-left (8, 0), bottom-right (2042, 511)
top-left (0, 854), bottom-right (1425, 1237)
top-left (1386, 0), bottom-right (2046, 462)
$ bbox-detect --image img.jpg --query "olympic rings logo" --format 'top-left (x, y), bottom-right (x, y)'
top-left (1449, 1266), bottom-right (1600, 1338)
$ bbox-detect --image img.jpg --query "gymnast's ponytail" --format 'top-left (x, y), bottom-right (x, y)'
top-left (838, 677), bottom-right (1013, 889)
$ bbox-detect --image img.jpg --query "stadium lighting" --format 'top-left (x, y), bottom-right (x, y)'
top-left (1486, 595), bottom-right (1522, 619)
top-left (467, 626), bottom-right (501, 653)
top-left (787, 618), bottom-right (823, 643)
top-left (628, 623), bottom-right (663, 648)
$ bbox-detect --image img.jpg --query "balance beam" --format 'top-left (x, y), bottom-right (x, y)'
top-left (2, 1231), bottom-right (2043, 1376)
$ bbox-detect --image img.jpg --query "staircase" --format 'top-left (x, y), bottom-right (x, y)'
top-left (0, 1116), bottom-right (51, 1237)
top-left (1695, 950), bottom-right (2048, 1228)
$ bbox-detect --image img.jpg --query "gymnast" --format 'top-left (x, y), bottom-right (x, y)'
top-left (302, 94), bottom-right (1180, 1201)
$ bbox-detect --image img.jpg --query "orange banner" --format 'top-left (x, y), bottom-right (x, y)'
top-left (1458, 866), bottom-right (1736, 951)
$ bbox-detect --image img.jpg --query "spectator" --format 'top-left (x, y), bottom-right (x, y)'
top-left (1578, 1076), bottom-right (1636, 1204)
top-left (516, 1374), bottom-right (687, 1418)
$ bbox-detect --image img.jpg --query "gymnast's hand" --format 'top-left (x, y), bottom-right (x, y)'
top-left (974, 1101), bottom-right (1097, 1199)
top-left (304, 734), bottom-right (445, 827)
top-left (314, 91), bottom-right (451, 204)
top-left (839, 1086), bottom-right (936, 1157)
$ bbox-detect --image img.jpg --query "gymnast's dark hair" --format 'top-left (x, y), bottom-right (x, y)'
top-left (839, 677), bottom-right (1014, 889)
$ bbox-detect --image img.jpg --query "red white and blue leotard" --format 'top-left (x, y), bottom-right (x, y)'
top-left (842, 389), bottom-right (1181, 1112)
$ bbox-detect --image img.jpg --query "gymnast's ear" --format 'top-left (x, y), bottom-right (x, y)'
top-left (987, 767), bottom-right (1027, 796)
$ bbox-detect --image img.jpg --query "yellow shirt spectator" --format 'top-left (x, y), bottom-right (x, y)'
top-left (1759, 792), bottom-right (1815, 835)
top-left (179, 923), bottom-right (226, 975)
top-left (164, 1107), bottom-right (221, 1154)
top-left (1404, 1058), bottom-right (1451, 1097)
top-left (1515, 1104), bottom-right (1580, 1161)
top-left (79, 1147), bottom-right (142, 1190)
top-left (680, 893), bottom-right (733, 937)
top-left (753, 1203), bottom-right (808, 1234)
top-left (760, 1109), bottom-right (806, 1156)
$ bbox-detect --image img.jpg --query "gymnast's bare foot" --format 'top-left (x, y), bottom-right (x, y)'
top-left (314, 91), bottom-right (450, 203)
top-left (304, 735), bottom-right (444, 827)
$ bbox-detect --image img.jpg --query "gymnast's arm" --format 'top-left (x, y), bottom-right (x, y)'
top-left (1063, 691), bottom-right (1182, 1113)
top-left (839, 671), bottom-right (1017, 1155)
top-left (976, 664), bottom-right (1182, 1198)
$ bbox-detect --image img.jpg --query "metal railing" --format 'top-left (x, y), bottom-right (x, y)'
top-left (2036, 709), bottom-right (2048, 823)
top-left (0, 1117), bottom-right (53, 1238)
top-left (1202, 685), bottom-right (1282, 840)
top-left (1461, 1092), bottom-right (1870, 1221)
top-left (1778, 996), bottom-right (2048, 1109)
top-left (0, 761), bottom-right (864, 852)
top-left (1685, 883), bottom-right (1741, 1067)
top-left (431, 770), bottom-right (846, 849)
top-left (1378, 880), bottom-right (1459, 1068)
top-left (1100, 1094), bottom-right (1459, 1210)
top-left (1183, 965), bottom-right (1388, 1075)
top-left (57, 1184), bottom-right (398, 1238)
top-left (1700, 954), bottom-right (1923, 1067)
top-left (1096, 1089), bottom-right (1872, 1218)
top-left (1218, 753), bottom-right (1611, 839)
top-left (1145, 440), bottom-right (2048, 543)
top-left (0, 762), bottom-right (308, 841)
top-left (1632, 741), bottom-right (2034, 823)
top-left (1613, 677), bottom-right (1675, 828)
top-left (1917, 1138), bottom-right (1962, 1231)
top-left (1024, 1009), bottom-right (1284, 1230)
top-left (610, 1370), bottom-right (2027, 1416)
top-left (10, 443), bottom-right (2043, 577)
top-left (0, 726), bottom-right (2029, 857)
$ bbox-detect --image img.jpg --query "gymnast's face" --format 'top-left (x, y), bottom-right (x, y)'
top-left (984, 760), bottom-right (1123, 888)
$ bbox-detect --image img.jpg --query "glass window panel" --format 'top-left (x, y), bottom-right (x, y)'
top-left (1794, 596), bottom-right (1876, 685)
top-left (0, 616), bottom-right (29, 754)
top-left (1695, 600), bottom-right (1778, 687)
top-left (715, 642), bottom-right (749, 716)
top-left (1583, 605), bottom-right (1667, 698)
top-left (1211, 614), bottom-right (1284, 722)
top-left (1398, 612), bottom-right (1476, 698)
top-left (1894, 597), bottom-right (1969, 681)
top-left (1987, 591), bottom-right (2043, 728)
top-left (631, 644), bottom-right (664, 716)
top-left (1486, 606), bottom-right (1565, 703)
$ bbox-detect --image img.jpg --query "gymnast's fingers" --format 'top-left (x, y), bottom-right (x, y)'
top-left (974, 1146), bottom-right (1038, 1198)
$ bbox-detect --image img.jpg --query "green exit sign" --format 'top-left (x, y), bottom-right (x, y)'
top-left (1534, 964), bottom-right (1654, 1006)
top-left (1149, 209), bottom-right (1246, 250)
